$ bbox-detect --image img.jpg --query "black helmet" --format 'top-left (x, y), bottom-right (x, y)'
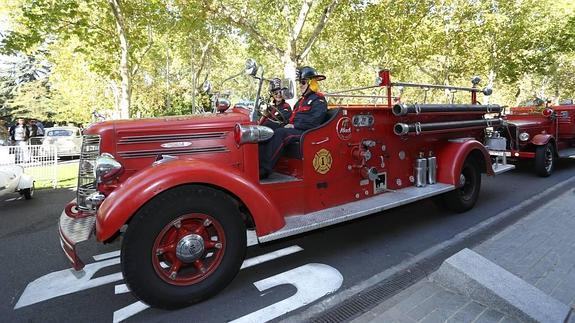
top-left (296, 66), bottom-right (326, 81)
top-left (269, 78), bottom-right (287, 93)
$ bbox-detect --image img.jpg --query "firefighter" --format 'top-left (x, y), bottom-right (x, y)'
top-left (259, 78), bottom-right (292, 129)
top-left (259, 66), bottom-right (328, 179)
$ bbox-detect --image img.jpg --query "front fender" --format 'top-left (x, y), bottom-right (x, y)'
top-left (96, 159), bottom-right (284, 241)
top-left (436, 139), bottom-right (493, 187)
top-left (531, 134), bottom-right (554, 146)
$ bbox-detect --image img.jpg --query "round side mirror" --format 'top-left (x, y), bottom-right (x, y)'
top-left (216, 98), bottom-right (231, 113)
top-left (283, 80), bottom-right (295, 100)
top-left (471, 76), bottom-right (481, 86)
top-left (482, 87), bottom-right (493, 96)
top-left (202, 80), bottom-right (211, 93)
top-left (245, 59), bottom-right (258, 76)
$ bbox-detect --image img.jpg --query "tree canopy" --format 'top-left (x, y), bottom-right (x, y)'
top-left (0, 0), bottom-right (574, 123)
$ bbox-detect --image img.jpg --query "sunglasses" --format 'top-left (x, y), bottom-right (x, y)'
top-left (299, 79), bottom-right (308, 85)
top-left (272, 90), bottom-right (283, 95)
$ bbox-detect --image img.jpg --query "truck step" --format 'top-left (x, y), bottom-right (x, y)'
top-left (258, 183), bottom-right (454, 243)
top-left (558, 148), bottom-right (575, 159)
top-left (492, 163), bottom-right (515, 175)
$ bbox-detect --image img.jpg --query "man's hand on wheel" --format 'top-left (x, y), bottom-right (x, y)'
top-left (284, 124), bottom-right (294, 128)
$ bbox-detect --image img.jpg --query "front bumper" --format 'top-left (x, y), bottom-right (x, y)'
top-left (489, 150), bottom-right (535, 159)
top-left (58, 201), bottom-right (96, 270)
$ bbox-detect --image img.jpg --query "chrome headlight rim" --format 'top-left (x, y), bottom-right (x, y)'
top-left (94, 153), bottom-right (123, 184)
top-left (519, 132), bottom-right (530, 142)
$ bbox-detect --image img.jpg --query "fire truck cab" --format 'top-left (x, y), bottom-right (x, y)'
top-left (59, 60), bottom-right (513, 309)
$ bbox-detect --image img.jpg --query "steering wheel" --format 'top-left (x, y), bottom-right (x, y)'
top-left (260, 98), bottom-right (288, 125)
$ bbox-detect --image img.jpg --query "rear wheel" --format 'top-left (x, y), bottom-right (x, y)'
top-left (23, 182), bottom-right (34, 200)
top-left (440, 159), bottom-right (481, 213)
top-left (534, 142), bottom-right (555, 177)
top-left (121, 185), bottom-right (246, 309)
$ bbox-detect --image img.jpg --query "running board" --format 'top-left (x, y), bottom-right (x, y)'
top-left (492, 163), bottom-right (515, 175)
top-left (259, 183), bottom-right (454, 243)
top-left (558, 148), bottom-right (575, 159)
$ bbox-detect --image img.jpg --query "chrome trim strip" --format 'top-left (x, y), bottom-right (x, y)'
top-left (77, 135), bottom-right (100, 211)
top-left (118, 146), bottom-right (229, 159)
top-left (118, 132), bottom-right (227, 144)
top-left (258, 183), bottom-right (455, 243)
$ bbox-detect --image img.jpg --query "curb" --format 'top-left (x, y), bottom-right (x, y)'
top-left (281, 174), bottom-right (575, 323)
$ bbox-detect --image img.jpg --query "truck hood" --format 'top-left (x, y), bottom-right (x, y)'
top-left (505, 119), bottom-right (548, 128)
top-left (84, 112), bottom-right (251, 136)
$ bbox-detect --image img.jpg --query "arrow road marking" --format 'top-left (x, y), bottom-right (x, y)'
top-left (93, 250), bottom-right (121, 261)
top-left (14, 257), bottom-right (122, 309)
top-left (230, 263), bottom-right (343, 323)
top-left (112, 245), bottom-right (304, 322)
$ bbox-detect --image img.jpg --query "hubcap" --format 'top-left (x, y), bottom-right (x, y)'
top-left (545, 146), bottom-right (553, 172)
top-left (459, 174), bottom-right (466, 186)
top-left (176, 234), bottom-right (205, 262)
top-left (152, 213), bottom-right (226, 286)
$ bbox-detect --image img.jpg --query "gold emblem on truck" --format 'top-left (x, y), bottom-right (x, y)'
top-left (313, 148), bottom-right (333, 174)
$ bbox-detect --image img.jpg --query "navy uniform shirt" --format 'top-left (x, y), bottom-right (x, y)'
top-left (289, 92), bottom-right (327, 130)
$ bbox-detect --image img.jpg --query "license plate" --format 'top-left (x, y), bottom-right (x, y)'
top-left (490, 151), bottom-right (511, 157)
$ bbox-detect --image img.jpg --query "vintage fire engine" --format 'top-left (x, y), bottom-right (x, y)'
top-left (486, 99), bottom-right (575, 176)
top-left (59, 60), bottom-right (512, 308)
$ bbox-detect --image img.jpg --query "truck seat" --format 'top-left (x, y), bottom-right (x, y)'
top-left (284, 108), bottom-right (341, 159)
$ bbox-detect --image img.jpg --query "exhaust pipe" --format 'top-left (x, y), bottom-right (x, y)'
top-left (392, 103), bottom-right (502, 116)
top-left (394, 118), bottom-right (503, 136)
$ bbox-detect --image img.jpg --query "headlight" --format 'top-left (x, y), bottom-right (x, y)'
top-left (519, 132), bottom-right (530, 142)
top-left (94, 153), bottom-right (123, 183)
top-left (234, 124), bottom-right (274, 144)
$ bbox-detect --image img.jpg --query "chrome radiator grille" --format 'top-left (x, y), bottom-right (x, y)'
top-left (77, 135), bottom-right (100, 211)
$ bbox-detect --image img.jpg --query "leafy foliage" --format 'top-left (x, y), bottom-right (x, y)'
top-left (0, 0), bottom-right (573, 124)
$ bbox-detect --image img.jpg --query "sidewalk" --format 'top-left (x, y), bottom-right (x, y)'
top-left (354, 187), bottom-right (575, 323)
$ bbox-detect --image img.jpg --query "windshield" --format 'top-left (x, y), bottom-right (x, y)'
top-left (221, 74), bottom-right (260, 109)
top-left (47, 129), bottom-right (74, 137)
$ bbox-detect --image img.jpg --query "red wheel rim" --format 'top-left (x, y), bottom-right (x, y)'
top-left (152, 213), bottom-right (226, 286)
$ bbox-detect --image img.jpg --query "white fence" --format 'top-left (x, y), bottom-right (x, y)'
top-left (0, 144), bottom-right (59, 188)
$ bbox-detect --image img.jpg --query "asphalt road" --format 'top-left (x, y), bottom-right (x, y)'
top-left (2, 160), bottom-right (575, 323)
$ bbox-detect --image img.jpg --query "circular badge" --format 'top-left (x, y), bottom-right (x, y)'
top-left (313, 148), bottom-right (333, 174)
top-left (336, 117), bottom-right (352, 140)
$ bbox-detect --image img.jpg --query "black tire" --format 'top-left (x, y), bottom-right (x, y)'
top-left (23, 183), bottom-right (34, 200)
top-left (440, 159), bottom-right (481, 213)
top-left (534, 142), bottom-right (555, 177)
top-left (121, 185), bottom-right (246, 309)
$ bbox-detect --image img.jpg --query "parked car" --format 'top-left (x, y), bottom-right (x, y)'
top-left (0, 165), bottom-right (34, 199)
top-left (42, 126), bottom-right (83, 158)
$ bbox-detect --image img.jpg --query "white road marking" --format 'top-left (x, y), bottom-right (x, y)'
top-left (112, 301), bottom-right (149, 323)
top-left (113, 245), bottom-right (304, 322)
top-left (240, 245), bottom-right (303, 269)
top-left (247, 230), bottom-right (258, 247)
top-left (14, 257), bottom-right (122, 309)
top-left (230, 263), bottom-right (343, 323)
top-left (114, 284), bottom-right (130, 295)
top-left (93, 250), bottom-right (121, 261)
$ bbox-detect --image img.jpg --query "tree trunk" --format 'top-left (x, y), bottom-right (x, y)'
top-left (281, 54), bottom-right (298, 106)
top-left (108, 0), bottom-right (132, 119)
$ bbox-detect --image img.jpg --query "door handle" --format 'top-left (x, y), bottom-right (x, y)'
top-left (312, 137), bottom-right (329, 145)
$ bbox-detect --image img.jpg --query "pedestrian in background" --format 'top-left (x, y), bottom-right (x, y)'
top-left (9, 118), bottom-right (30, 163)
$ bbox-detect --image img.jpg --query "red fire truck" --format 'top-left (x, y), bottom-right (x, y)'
top-left (486, 99), bottom-right (575, 176)
top-left (59, 60), bottom-right (512, 308)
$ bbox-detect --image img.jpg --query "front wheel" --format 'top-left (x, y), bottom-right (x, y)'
top-left (534, 142), bottom-right (555, 177)
top-left (121, 185), bottom-right (247, 309)
top-left (440, 159), bottom-right (481, 213)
